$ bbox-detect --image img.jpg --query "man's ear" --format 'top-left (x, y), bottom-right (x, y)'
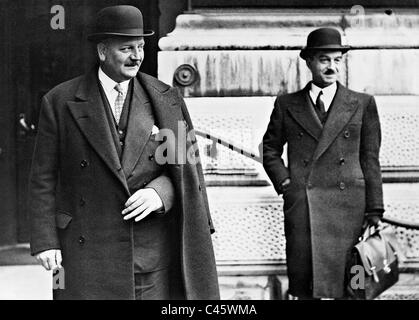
top-left (97, 43), bottom-right (107, 63)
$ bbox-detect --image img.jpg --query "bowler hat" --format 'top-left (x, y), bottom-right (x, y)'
top-left (87, 5), bottom-right (154, 42)
top-left (300, 27), bottom-right (350, 60)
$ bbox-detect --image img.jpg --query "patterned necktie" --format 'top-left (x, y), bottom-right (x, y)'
top-left (114, 83), bottom-right (125, 124)
top-left (315, 90), bottom-right (327, 124)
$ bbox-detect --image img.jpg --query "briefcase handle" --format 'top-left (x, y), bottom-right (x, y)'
top-left (359, 221), bottom-right (384, 242)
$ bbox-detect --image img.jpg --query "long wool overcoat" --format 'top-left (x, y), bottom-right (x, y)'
top-left (29, 70), bottom-right (220, 300)
top-left (263, 82), bottom-right (384, 298)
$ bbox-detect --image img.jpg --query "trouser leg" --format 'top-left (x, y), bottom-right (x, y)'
top-left (134, 268), bottom-right (170, 300)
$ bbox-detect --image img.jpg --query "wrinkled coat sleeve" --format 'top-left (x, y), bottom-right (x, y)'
top-left (29, 95), bottom-right (60, 255)
top-left (360, 96), bottom-right (384, 216)
top-left (262, 97), bottom-right (290, 195)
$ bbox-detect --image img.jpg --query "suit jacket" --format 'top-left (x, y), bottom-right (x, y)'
top-left (263, 81), bottom-right (384, 298)
top-left (29, 70), bottom-right (220, 300)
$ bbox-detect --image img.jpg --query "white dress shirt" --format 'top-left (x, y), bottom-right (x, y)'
top-left (98, 67), bottom-right (130, 118)
top-left (309, 82), bottom-right (337, 112)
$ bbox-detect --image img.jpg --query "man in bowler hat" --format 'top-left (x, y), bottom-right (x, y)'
top-left (263, 28), bottom-right (384, 299)
top-left (29, 5), bottom-right (220, 300)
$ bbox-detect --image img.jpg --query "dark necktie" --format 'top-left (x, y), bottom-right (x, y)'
top-left (315, 91), bottom-right (327, 124)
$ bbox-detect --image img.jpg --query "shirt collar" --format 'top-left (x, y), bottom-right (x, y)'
top-left (98, 67), bottom-right (130, 94)
top-left (310, 81), bottom-right (337, 99)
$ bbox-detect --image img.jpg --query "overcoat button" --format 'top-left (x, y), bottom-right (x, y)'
top-left (339, 182), bottom-right (346, 190)
top-left (344, 130), bottom-right (350, 138)
top-left (143, 182), bottom-right (148, 187)
top-left (80, 160), bottom-right (88, 167)
top-left (339, 158), bottom-right (345, 165)
top-left (118, 130), bottom-right (124, 135)
top-left (120, 141), bottom-right (124, 146)
top-left (298, 132), bottom-right (304, 138)
top-left (149, 154), bottom-right (154, 160)
top-left (78, 236), bottom-right (85, 245)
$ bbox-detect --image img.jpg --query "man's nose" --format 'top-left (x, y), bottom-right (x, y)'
top-left (328, 60), bottom-right (338, 70)
top-left (130, 48), bottom-right (142, 60)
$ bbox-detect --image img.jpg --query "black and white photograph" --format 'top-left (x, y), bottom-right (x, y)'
top-left (0, 0), bottom-right (418, 305)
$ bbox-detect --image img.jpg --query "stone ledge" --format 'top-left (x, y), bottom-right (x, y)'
top-left (0, 244), bottom-right (35, 266)
top-left (159, 50), bottom-right (419, 96)
top-left (159, 10), bottom-right (419, 51)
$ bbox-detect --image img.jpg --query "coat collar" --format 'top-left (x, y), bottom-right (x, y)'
top-left (136, 72), bottom-right (184, 132)
top-left (121, 77), bottom-right (153, 180)
top-left (67, 70), bottom-right (130, 194)
top-left (286, 82), bottom-right (323, 141)
top-left (66, 70), bottom-right (185, 194)
top-left (312, 82), bottom-right (360, 161)
top-left (136, 72), bottom-right (186, 164)
top-left (286, 82), bottom-right (360, 160)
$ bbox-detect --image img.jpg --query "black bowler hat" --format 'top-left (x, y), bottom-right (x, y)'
top-left (300, 27), bottom-right (350, 60)
top-left (87, 5), bottom-right (154, 42)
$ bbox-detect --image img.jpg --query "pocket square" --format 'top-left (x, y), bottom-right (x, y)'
top-left (151, 125), bottom-right (160, 135)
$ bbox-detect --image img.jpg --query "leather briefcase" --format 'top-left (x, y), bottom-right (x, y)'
top-left (346, 223), bottom-right (404, 300)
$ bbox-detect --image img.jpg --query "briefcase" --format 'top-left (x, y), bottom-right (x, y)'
top-left (346, 223), bottom-right (403, 300)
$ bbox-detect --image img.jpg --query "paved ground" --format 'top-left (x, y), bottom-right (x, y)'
top-left (1, 264), bottom-right (418, 300)
top-left (0, 265), bottom-right (52, 300)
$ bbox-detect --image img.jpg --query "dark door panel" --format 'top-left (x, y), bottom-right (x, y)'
top-left (0, 1), bottom-right (18, 246)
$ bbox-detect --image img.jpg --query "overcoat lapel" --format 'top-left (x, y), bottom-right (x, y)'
top-left (122, 78), bottom-right (154, 179)
top-left (312, 82), bottom-right (360, 161)
top-left (66, 71), bottom-right (129, 194)
top-left (137, 73), bottom-right (185, 164)
top-left (287, 84), bottom-right (323, 141)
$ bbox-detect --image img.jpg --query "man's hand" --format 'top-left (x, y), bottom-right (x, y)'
top-left (281, 178), bottom-right (291, 192)
top-left (35, 249), bottom-right (62, 271)
top-left (366, 215), bottom-right (381, 227)
top-left (122, 188), bottom-right (164, 222)
top-left (363, 214), bottom-right (382, 230)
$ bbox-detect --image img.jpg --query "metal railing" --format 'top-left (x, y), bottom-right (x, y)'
top-left (195, 128), bottom-right (419, 231)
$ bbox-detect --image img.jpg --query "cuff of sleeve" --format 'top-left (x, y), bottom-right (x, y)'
top-left (365, 209), bottom-right (384, 218)
top-left (145, 176), bottom-right (175, 214)
top-left (30, 246), bottom-right (61, 257)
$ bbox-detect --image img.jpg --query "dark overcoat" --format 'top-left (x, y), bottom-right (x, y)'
top-left (29, 70), bottom-right (220, 300)
top-left (263, 82), bottom-right (384, 298)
